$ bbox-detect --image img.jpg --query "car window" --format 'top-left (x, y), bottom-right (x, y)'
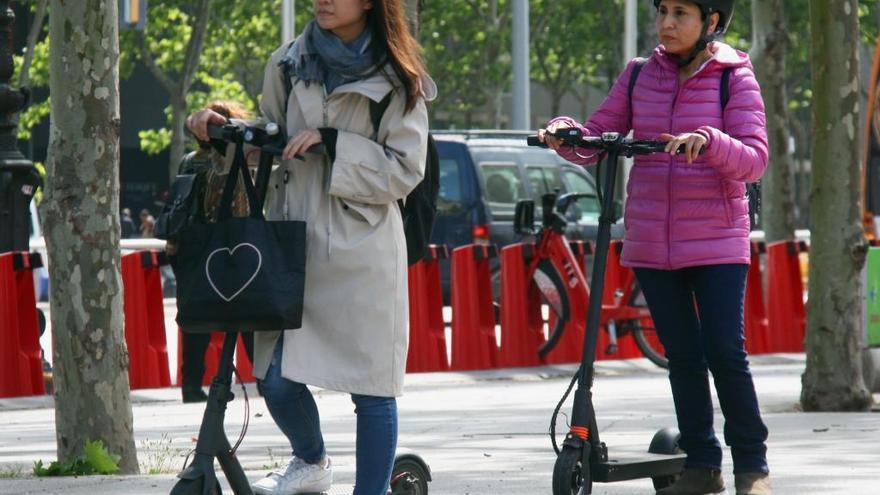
top-left (526, 166), bottom-right (565, 197)
top-left (479, 162), bottom-right (526, 205)
top-left (563, 169), bottom-right (601, 218)
top-left (438, 157), bottom-right (465, 214)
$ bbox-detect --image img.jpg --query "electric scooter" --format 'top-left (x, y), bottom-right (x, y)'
top-left (169, 123), bottom-right (432, 495)
top-left (527, 129), bottom-right (687, 494)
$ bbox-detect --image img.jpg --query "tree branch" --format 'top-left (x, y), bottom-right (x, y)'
top-left (19, 0), bottom-right (48, 88)
top-left (135, 30), bottom-right (178, 97)
top-left (180, 0), bottom-right (212, 94)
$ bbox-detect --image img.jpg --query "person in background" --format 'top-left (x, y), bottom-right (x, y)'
top-left (139, 208), bottom-right (156, 238)
top-left (539, 1), bottom-right (770, 494)
top-left (120, 208), bottom-right (136, 239)
top-left (174, 100), bottom-right (257, 403)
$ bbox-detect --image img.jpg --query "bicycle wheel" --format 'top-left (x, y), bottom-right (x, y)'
top-left (621, 284), bottom-right (668, 369)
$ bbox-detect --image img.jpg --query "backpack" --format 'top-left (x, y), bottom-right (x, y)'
top-left (628, 59), bottom-right (761, 229)
top-left (281, 69), bottom-right (439, 265)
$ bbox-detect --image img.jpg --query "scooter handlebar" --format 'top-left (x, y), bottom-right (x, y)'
top-left (528, 128), bottom-right (697, 156)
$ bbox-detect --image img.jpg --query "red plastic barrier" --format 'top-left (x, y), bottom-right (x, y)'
top-left (176, 331), bottom-right (224, 386)
top-left (744, 241), bottom-right (771, 354)
top-left (563, 241), bottom-right (612, 361)
top-left (0, 252), bottom-right (46, 397)
top-left (766, 240), bottom-right (808, 352)
top-left (407, 245), bottom-right (450, 372)
top-left (449, 244), bottom-right (498, 370)
top-left (235, 336), bottom-right (255, 383)
top-left (498, 243), bottom-right (545, 368)
top-left (121, 251), bottom-right (171, 389)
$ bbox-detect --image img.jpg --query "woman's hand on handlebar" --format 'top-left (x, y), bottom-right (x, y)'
top-left (186, 109), bottom-right (228, 142)
top-left (283, 129), bottom-right (323, 161)
top-left (660, 132), bottom-right (706, 164)
top-left (539, 121), bottom-right (579, 151)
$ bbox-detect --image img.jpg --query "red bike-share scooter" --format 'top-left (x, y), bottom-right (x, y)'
top-left (169, 123), bottom-right (431, 495)
top-left (526, 129), bottom-right (686, 494)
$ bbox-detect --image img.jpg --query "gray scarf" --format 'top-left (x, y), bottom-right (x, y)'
top-left (278, 20), bottom-right (385, 94)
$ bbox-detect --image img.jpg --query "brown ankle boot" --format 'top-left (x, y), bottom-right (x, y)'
top-left (734, 472), bottom-right (771, 495)
top-left (656, 468), bottom-right (726, 495)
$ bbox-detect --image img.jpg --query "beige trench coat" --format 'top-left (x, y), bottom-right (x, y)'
top-left (249, 43), bottom-right (432, 397)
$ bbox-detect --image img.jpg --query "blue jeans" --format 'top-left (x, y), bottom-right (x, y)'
top-left (634, 264), bottom-right (769, 474)
top-left (259, 338), bottom-right (398, 495)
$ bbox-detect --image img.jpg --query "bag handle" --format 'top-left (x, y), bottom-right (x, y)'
top-left (217, 137), bottom-right (264, 221)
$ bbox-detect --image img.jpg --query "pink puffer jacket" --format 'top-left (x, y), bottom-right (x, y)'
top-left (550, 42), bottom-right (768, 270)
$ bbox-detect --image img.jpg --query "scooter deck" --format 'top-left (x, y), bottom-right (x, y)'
top-left (594, 451), bottom-right (686, 483)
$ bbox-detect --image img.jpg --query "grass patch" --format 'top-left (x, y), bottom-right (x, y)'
top-left (260, 447), bottom-right (284, 471)
top-left (0, 465), bottom-right (24, 479)
top-left (139, 434), bottom-right (186, 475)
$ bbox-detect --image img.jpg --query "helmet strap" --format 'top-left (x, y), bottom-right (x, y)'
top-left (676, 15), bottom-right (716, 68)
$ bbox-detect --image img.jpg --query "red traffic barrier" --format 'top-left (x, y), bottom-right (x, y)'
top-left (766, 240), bottom-right (808, 352)
top-left (449, 244), bottom-right (498, 370)
top-left (498, 243), bottom-right (546, 368)
top-left (744, 241), bottom-right (771, 355)
top-left (235, 336), bottom-right (255, 383)
top-left (176, 332), bottom-right (255, 385)
top-left (121, 251), bottom-right (171, 389)
top-left (407, 245), bottom-right (450, 372)
top-left (0, 252), bottom-right (46, 397)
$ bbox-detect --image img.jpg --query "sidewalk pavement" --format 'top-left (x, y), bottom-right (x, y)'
top-left (1, 353), bottom-right (878, 495)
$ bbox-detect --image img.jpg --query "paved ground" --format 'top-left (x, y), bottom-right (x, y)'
top-left (1, 353), bottom-right (879, 494)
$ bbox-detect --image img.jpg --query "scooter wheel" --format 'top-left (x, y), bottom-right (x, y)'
top-left (390, 458), bottom-right (429, 494)
top-left (552, 445), bottom-right (589, 495)
top-left (169, 477), bottom-right (221, 495)
top-left (648, 427), bottom-right (682, 490)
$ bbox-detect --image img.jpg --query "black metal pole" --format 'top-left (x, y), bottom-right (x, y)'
top-left (0, 0), bottom-right (38, 253)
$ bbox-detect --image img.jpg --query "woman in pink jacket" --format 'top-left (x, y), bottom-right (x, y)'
top-left (540, 1), bottom-right (769, 494)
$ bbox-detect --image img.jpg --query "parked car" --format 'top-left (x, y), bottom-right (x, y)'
top-left (431, 130), bottom-right (624, 302)
top-left (28, 200), bottom-right (49, 302)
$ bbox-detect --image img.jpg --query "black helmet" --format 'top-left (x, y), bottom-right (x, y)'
top-left (653, 0), bottom-right (735, 35)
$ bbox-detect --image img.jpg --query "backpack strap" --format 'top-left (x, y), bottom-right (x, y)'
top-left (627, 59), bottom-right (647, 122)
top-left (720, 67), bottom-right (732, 110)
top-left (369, 90), bottom-right (394, 137)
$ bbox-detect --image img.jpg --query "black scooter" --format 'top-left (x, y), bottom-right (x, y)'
top-left (169, 123), bottom-right (431, 495)
top-left (527, 129), bottom-right (686, 494)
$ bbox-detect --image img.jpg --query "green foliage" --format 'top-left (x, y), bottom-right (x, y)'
top-left (33, 440), bottom-right (121, 477)
top-left (421, 0), bottom-right (512, 127)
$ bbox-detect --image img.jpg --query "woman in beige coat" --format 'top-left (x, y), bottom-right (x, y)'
top-left (186, 0), bottom-right (434, 493)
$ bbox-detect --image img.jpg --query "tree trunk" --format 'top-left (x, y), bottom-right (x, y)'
top-left (404, 0), bottom-right (422, 36)
top-left (43, 0), bottom-right (138, 472)
top-left (169, 97), bottom-right (187, 182)
top-left (750, 0), bottom-right (796, 241)
top-left (802, 0), bottom-right (873, 412)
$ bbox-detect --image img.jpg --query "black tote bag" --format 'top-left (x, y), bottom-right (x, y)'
top-left (174, 139), bottom-right (306, 333)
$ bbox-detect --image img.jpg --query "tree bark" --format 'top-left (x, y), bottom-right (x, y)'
top-left (43, 0), bottom-right (138, 472)
top-left (802, 0), bottom-right (873, 412)
top-left (750, 0), bottom-right (796, 241)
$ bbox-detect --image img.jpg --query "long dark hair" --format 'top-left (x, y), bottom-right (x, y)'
top-left (368, 0), bottom-right (427, 112)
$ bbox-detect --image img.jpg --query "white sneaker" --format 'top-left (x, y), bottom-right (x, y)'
top-left (252, 456), bottom-right (333, 495)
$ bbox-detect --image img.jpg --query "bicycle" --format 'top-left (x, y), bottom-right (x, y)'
top-left (527, 129), bottom-right (687, 494)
